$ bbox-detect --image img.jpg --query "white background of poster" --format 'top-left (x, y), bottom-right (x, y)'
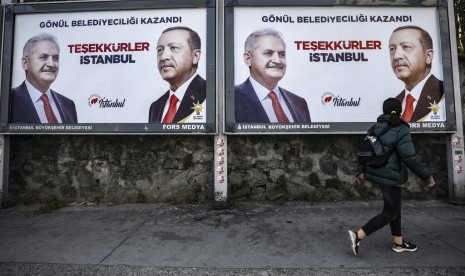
top-left (11, 8), bottom-right (207, 123)
top-left (234, 7), bottom-right (443, 122)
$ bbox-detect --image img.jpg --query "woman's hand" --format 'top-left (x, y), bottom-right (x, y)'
top-left (355, 173), bottom-right (365, 185)
top-left (426, 176), bottom-right (436, 189)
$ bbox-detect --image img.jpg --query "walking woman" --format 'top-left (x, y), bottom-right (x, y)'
top-left (348, 98), bottom-right (435, 255)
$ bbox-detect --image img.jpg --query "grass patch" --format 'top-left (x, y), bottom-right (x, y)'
top-left (182, 154), bottom-right (194, 168)
top-left (276, 174), bottom-right (287, 189)
top-left (137, 192), bottom-right (147, 203)
top-left (304, 190), bottom-right (332, 202)
top-left (33, 199), bottom-right (66, 215)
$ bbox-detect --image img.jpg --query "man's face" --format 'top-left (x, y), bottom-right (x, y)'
top-left (244, 35), bottom-right (286, 90)
top-left (156, 29), bottom-right (200, 91)
top-left (389, 28), bottom-right (433, 89)
top-left (22, 40), bottom-right (60, 93)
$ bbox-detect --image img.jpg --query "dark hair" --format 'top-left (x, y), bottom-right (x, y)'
top-left (162, 26), bottom-right (201, 51)
top-left (382, 98), bottom-right (402, 126)
top-left (392, 25), bottom-right (433, 51)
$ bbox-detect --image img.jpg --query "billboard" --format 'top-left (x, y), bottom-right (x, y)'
top-left (225, 2), bottom-right (456, 133)
top-left (0, 0), bottom-right (216, 134)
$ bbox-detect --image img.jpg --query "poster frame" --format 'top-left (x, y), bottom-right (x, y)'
top-left (0, 0), bottom-right (217, 135)
top-left (224, 0), bottom-right (455, 134)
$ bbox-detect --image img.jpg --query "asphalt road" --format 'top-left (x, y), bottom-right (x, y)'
top-left (1, 200), bottom-right (464, 275)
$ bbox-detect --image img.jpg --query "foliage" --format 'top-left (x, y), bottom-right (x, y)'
top-left (457, 0), bottom-right (465, 57)
top-left (136, 192), bottom-right (147, 203)
top-left (33, 199), bottom-right (66, 215)
top-left (182, 154), bottom-right (194, 169)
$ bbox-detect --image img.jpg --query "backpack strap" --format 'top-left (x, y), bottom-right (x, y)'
top-left (374, 125), bottom-right (391, 138)
top-left (377, 124), bottom-right (395, 157)
top-left (367, 124), bottom-right (376, 135)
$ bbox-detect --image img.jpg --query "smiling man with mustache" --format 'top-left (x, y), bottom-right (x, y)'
top-left (148, 26), bottom-right (206, 124)
top-left (390, 25), bottom-right (444, 123)
top-left (235, 28), bottom-right (311, 124)
top-left (10, 33), bottom-right (78, 124)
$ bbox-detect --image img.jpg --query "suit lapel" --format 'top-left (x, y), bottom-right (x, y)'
top-left (280, 88), bottom-right (298, 122)
top-left (411, 75), bottom-right (443, 121)
top-left (395, 75), bottom-right (444, 122)
top-left (16, 82), bottom-right (41, 123)
top-left (50, 90), bottom-right (65, 123)
top-left (155, 92), bottom-right (170, 123)
top-left (237, 79), bottom-right (269, 123)
top-left (395, 90), bottom-right (405, 103)
top-left (173, 75), bottom-right (206, 123)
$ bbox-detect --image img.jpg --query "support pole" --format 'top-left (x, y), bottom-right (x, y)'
top-left (0, 5), bottom-right (8, 206)
top-left (214, 0), bottom-right (227, 201)
top-left (0, 135), bottom-right (9, 206)
top-left (447, 0), bottom-right (465, 204)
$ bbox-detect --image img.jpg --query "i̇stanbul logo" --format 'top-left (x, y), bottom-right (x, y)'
top-left (321, 92), bottom-right (361, 107)
top-left (88, 94), bottom-right (126, 108)
top-left (88, 94), bottom-right (101, 107)
top-left (321, 92), bottom-right (335, 105)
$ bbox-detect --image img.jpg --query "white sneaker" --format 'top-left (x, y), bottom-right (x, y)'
top-left (348, 230), bottom-right (360, 255)
top-left (392, 240), bottom-right (417, 252)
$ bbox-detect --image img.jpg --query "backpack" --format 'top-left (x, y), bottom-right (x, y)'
top-left (357, 124), bottom-right (394, 167)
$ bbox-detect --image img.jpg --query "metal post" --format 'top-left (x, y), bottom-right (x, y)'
top-left (0, 4), bottom-right (7, 206)
top-left (0, 135), bottom-right (9, 206)
top-left (447, 0), bottom-right (465, 204)
top-left (213, 0), bottom-right (227, 201)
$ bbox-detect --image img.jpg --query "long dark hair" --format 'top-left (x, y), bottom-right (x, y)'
top-left (382, 98), bottom-right (402, 126)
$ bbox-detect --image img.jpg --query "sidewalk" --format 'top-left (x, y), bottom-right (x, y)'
top-left (0, 200), bottom-right (464, 276)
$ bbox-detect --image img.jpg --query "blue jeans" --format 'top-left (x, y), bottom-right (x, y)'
top-left (361, 186), bottom-right (402, 237)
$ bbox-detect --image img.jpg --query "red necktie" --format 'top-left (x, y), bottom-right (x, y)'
top-left (40, 94), bottom-right (58, 123)
top-left (162, 94), bottom-right (179, 123)
top-left (401, 94), bottom-right (415, 122)
top-left (268, 91), bottom-right (289, 123)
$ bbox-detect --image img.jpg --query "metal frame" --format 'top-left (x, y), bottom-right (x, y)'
top-left (224, 0), bottom-right (456, 134)
top-left (446, 0), bottom-right (465, 203)
top-left (0, 0), bottom-right (217, 134)
top-left (214, 0), bottom-right (227, 201)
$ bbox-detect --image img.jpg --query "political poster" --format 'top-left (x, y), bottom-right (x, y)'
top-left (1, 1), bottom-right (215, 133)
top-left (227, 6), bottom-right (453, 133)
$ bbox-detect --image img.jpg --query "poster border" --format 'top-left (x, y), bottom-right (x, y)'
top-left (0, 0), bottom-right (217, 135)
top-left (224, 0), bottom-right (456, 134)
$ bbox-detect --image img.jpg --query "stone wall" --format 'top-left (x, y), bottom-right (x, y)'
top-left (5, 133), bottom-right (448, 205)
top-left (7, 136), bottom-right (214, 205)
top-left (227, 135), bottom-right (448, 202)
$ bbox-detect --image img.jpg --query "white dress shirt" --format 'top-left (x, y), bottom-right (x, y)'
top-left (25, 80), bottom-right (62, 123)
top-left (248, 76), bottom-right (294, 123)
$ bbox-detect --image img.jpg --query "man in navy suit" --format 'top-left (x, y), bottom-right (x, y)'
top-left (389, 25), bottom-right (445, 122)
top-left (149, 26), bottom-right (206, 123)
top-left (10, 33), bottom-right (78, 124)
top-left (235, 28), bottom-right (310, 124)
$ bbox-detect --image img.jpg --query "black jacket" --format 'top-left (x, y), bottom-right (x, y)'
top-left (357, 114), bottom-right (430, 186)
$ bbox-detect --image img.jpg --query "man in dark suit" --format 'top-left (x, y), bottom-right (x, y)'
top-left (235, 28), bottom-right (310, 124)
top-left (149, 26), bottom-right (206, 123)
top-left (389, 25), bottom-right (444, 122)
top-left (10, 33), bottom-right (77, 124)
